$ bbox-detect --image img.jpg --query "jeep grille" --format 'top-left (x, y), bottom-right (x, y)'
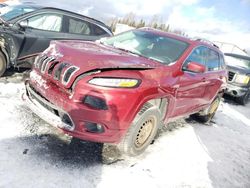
top-left (34, 55), bottom-right (79, 85)
top-left (48, 61), bottom-right (59, 75)
top-left (54, 62), bottom-right (70, 81)
top-left (41, 57), bottom-right (55, 74)
top-left (62, 66), bottom-right (79, 85)
top-left (35, 55), bottom-right (56, 74)
top-left (228, 71), bottom-right (236, 82)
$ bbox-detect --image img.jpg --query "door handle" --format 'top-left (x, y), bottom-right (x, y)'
top-left (173, 84), bottom-right (180, 89)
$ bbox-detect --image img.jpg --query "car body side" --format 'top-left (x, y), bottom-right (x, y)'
top-left (0, 7), bottom-right (112, 70)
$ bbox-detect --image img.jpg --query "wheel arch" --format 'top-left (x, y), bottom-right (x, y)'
top-left (118, 100), bottom-right (164, 156)
top-left (137, 98), bottom-right (168, 122)
top-left (0, 42), bottom-right (10, 68)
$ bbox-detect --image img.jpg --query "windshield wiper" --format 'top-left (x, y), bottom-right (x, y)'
top-left (112, 46), bottom-right (142, 57)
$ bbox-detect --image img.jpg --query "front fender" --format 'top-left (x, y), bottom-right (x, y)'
top-left (0, 28), bottom-right (25, 67)
top-left (0, 37), bottom-right (10, 67)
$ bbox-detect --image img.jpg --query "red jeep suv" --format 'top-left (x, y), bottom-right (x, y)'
top-left (23, 28), bottom-right (227, 156)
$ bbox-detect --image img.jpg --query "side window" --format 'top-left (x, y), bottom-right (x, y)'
top-left (219, 53), bottom-right (226, 69)
top-left (183, 46), bottom-right (206, 69)
top-left (25, 14), bottom-right (62, 32)
top-left (68, 17), bottom-right (91, 35)
top-left (207, 49), bottom-right (220, 71)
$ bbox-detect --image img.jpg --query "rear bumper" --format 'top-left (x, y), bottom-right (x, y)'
top-left (225, 83), bottom-right (249, 97)
top-left (23, 81), bottom-right (126, 143)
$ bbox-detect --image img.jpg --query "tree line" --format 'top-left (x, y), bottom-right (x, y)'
top-left (109, 12), bottom-right (186, 36)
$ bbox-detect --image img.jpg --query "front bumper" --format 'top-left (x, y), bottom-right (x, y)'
top-left (225, 83), bottom-right (249, 97)
top-left (23, 83), bottom-right (75, 131)
top-left (23, 81), bottom-right (126, 143)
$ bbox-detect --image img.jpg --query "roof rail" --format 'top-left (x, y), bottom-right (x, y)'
top-left (193, 38), bottom-right (219, 48)
top-left (213, 41), bottom-right (249, 56)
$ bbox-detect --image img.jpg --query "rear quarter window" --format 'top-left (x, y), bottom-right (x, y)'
top-left (207, 49), bottom-right (220, 71)
top-left (91, 24), bottom-right (108, 36)
top-left (68, 17), bottom-right (91, 35)
top-left (67, 16), bottom-right (108, 36)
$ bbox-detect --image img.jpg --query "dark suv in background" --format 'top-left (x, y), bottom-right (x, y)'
top-left (0, 3), bottom-right (112, 77)
top-left (225, 53), bottom-right (250, 105)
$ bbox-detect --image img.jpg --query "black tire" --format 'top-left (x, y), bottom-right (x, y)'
top-left (236, 90), bottom-right (250, 105)
top-left (193, 96), bottom-right (221, 123)
top-left (0, 52), bottom-right (7, 77)
top-left (118, 105), bottom-right (161, 156)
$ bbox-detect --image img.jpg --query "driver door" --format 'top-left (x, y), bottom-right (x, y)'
top-left (16, 13), bottom-right (67, 59)
top-left (171, 46), bottom-right (209, 117)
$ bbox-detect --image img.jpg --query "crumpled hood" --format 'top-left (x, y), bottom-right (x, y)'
top-left (49, 40), bottom-right (161, 68)
top-left (37, 40), bottom-right (162, 89)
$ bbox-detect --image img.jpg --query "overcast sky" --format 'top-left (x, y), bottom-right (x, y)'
top-left (7, 0), bottom-right (250, 52)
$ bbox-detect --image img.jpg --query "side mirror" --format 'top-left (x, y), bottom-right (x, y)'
top-left (18, 20), bottom-right (28, 28)
top-left (184, 62), bottom-right (206, 73)
top-left (97, 37), bottom-right (107, 43)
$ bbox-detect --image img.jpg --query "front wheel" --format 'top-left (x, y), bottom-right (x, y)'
top-left (193, 96), bottom-right (221, 123)
top-left (236, 89), bottom-right (250, 105)
top-left (0, 52), bottom-right (7, 77)
top-left (118, 105), bottom-right (161, 156)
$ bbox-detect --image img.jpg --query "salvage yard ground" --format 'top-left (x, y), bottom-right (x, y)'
top-left (0, 71), bottom-right (250, 188)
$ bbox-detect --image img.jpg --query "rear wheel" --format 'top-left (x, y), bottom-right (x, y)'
top-left (118, 105), bottom-right (161, 156)
top-left (194, 96), bottom-right (221, 123)
top-left (0, 52), bottom-right (7, 77)
top-left (236, 89), bottom-right (250, 105)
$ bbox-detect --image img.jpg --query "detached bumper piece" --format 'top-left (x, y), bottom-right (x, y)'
top-left (225, 83), bottom-right (249, 97)
top-left (23, 82), bottom-right (75, 131)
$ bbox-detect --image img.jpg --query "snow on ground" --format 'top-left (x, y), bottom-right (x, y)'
top-left (0, 73), bottom-right (250, 188)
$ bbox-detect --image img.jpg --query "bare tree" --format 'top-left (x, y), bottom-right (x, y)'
top-left (108, 13), bottom-right (186, 36)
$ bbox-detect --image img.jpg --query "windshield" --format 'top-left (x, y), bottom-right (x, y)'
top-left (102, 30), bottom-right (189, 65)
top-left (0, 5), bottom-right (37, 21)
top-left (225, 55), bottom-right (250, 69)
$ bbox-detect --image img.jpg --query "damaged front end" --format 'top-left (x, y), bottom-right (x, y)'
top-left (22, 39), bottom-right (162, 143)
top-left (32, 51), bottom-right (155, 91)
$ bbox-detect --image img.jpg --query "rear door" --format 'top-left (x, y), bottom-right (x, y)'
top-left (16, 13), bottom-right (67, 59)
top-left (171, 46), bottom-right (208, 117)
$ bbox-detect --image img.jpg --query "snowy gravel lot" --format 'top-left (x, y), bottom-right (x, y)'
top-left (0, 71), bottom-right (250, 188)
